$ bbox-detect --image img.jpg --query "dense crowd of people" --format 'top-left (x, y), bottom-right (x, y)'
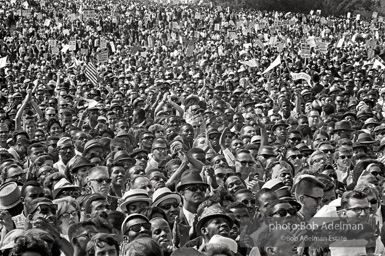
top-left (1, 0), bottom-right (385, 255)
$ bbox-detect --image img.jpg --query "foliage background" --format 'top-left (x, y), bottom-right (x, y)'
top-left (211, 0), bottom-right (385, 17)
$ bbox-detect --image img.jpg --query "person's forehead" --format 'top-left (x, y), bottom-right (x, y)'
top-left (25, 185), bottom-right (44, 194)
top-left (92, 199), bottom-right (108, 207)
top-left (127, 218), bottom-right (147, 226)
top-left (273, 203), bottom-right (292, 210)
top-left (89, 169), bottom-right (109, 178)
top-left (347, 197), bottom-right (369, 208)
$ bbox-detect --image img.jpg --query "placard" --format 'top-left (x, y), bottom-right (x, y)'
top-left (98, 48), bottom-right (108, 63)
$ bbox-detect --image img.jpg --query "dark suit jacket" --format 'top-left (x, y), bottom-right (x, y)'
top-left (175, 208), bottom-right (197, 247)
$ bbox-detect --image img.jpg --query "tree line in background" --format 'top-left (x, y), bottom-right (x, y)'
top-left (213, 0), bottom-right (384, 17)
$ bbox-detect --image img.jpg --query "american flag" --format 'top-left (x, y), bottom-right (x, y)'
top-left (85, 62), bottom-right (98, 86)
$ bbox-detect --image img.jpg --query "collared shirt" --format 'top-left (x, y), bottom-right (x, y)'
top-left (54, 159), bottom-right (66, 175)
top-left (183, 207), bottom-right (196, 227)
top-left (145, 154), bottom-right (159, 172)
top-left (376, 206), bottom-right (383, 230)
top-left (12, 211), bottom-right (26, 229)
top-left (75, 149), bottom-right (82, 156)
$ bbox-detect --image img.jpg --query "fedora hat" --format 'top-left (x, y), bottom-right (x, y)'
top-left (120, 189), bottom-right (151, 212)
top-left (333, 120), bottom-right (353, 131)
top-left (196, 205), bottom-right (233, 235)
top-left (176, 169), bottom-right (209, 192)
top-left (151, 187), bottom-right (182, 207)
top-left (121, 213), bottom-right (149, 235)
top-left (271, 120), bottom-right (288, 132)
top-left (356, 133), bottom-right (376, 144)
top-left (341, 112), bottom-right (357, 120)
top-left (259, 146), bottom-right (276, 156)
top-left (52, 178), bottom-right (81, 199)
top-left (113, 150), bottom-right (135, 164)
top-left (363, 118), bottom-right (379, 129)
top-left (0, 182), bottom-right (21, 210)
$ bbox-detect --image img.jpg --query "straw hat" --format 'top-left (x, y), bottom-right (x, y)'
top-left (0, 182), bottom-right (21, 210)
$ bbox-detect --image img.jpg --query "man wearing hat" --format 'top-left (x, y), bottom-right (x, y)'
top-left (82, 139), bottom-right (104, 166)
top-left (120, 189), bottom-right (152, 215)
top-left (121, 213), bottom-right (151, 243)
top-left (174, 169), bottom-right (210, 247)
top-left (54, 137), bottom-right (75, 175)
top-left (151, 187), bottom-right (182, 226)
top-left (271, 120), bottom-right (288, 145)
top-left (184, 205), bottom-right (234, 252)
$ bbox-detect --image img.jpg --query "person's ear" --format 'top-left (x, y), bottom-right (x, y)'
top-left (86, 214), bottom-right (91, 219)
top-left (123, 235), bottom-right (129, 243)
top-left (20, 197), bottom-right (25, 204)
top-left (265, 247), bottom-right (275, 255)
top-left (201, 227), bottom-right (208, 236)
top-left (72, 238), bottom-right (79, 247)
top-left (297, 194), bottom-right (305, 204)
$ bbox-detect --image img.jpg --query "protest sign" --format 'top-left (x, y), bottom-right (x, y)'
top-left (290, 72), bottom-right (311, 85)
top-left (98, 49), bottom-right (108, 63)
top-left (300, 43), bottom-right (311, 58)
top-left (100, 38), bottom-right (107, 49)
top-left (0, 56), bottom-right (7, 69)
top-left (81, 48), bottom-right (89, 55)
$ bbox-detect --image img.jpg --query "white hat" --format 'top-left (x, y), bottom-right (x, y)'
top-left (207, 235), bottom-right (238, 253)
top-left (151, 187), bottom-right (181, 207)
top-left (329, 239), bottom-right (367, 256)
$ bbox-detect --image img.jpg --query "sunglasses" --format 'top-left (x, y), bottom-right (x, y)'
top-left (289, 154), bottom-right (303, 160)
top-left (237, 160), bottom-right (255, 167)
top-left (321, 149), bottom-right (335, 154)
top-left (371, 171), bottom-right (383, 177)
top-left (369, 199), bottom-right (378, 205)
top-left (60, 190), bottom-right (81, 198)
top-left (89, 178), bottom-right (112, 184)
top-left (128, 223), bottom-right (151, 233)
top-left (215, 173), bottom-right (226, 179)
top-left (273, 208), bottom-right (297, 217)
top-left (185, 185), bottom-right (208, 192)
top-left (159, 202), bottom-right (180, 210)
top-left (289, 137), bottom-right (302, 142)
top-left (135, 155), bottom-right (149, 160)
top-left (339, 155), bottom-right (352, 160)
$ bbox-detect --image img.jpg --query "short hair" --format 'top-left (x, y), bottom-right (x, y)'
top-left (266, 199), bottom-right (292, 217)
top-left (255, 188), bottom-right (278, 207)
top-left (225, 202), bottom-right (249, 211)
top-left (11, 234), bottom-right (50, 256)
top-left (84, 194), bottom-right (107, 214)
top-left (234, 188), bottom-right (253, 197)
top-left (2, 163), bottom-right (22, 181)
top-left (21, 180), bottom-right (42, 198)
top-left (341, 190), bottom-right (367, 210)
top-left (27, 143), bottom-right (46, 155)
top-left (107, 211), bottom-right (126, 231)
top-left (68, 221), bottom-right (96, 244)
top-left (124, 237), bottom-right (163, 256)
top-left (295, 176), bottom-right (325, 197)
top-left (86, 233), bottom-right (120, 256)
top-left (91, 216), bottom-right (113, 233)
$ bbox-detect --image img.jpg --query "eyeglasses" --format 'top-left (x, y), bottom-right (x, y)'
top-left (61, 190), bottom-right (81, 198)
top-left (371, 171), bottom-right (384, 177)
top-left (237, 160), bottom-right (255, 167)
top-left (289, 137), bottom-right (302, 142)
top-left (128, 223), bottom-right (151, 233)
top-left (369, 199), bottom-right (378, 205)
top-left (153, 147), bottom-right (167, 152)
top-left (60, 211), bottom-right (79, 219)
top-left (289, 154), bottom-right (303, 160)
top-left (89, 178), bottom-right (112, 184)
top-left (185, 185), bottom-right (208, 192)
top-left (36, 204), bottom-right (58, 215)
top-left (273, 208), bottom-right (297, 217)
top-left (242, 199), bottom-right (256, 205)
top-left (135, 155), bottom-right (149, 161)
top-left (142, 136), bottom-right (154, 140)
top-left (347, 207), bottom-right (370, 215)
top-left (304, 194), bottom-right (323, 204)
top-left (339, 155), bottom-right (352, 160)
top-left (75, 231), bottom-right (97, 240)
top-left (8, 172), bottom-right (26, 179)
top-left (159, 202), bottom-right (180, 210)
top-left (321, 149), bottom-right (335, 154)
